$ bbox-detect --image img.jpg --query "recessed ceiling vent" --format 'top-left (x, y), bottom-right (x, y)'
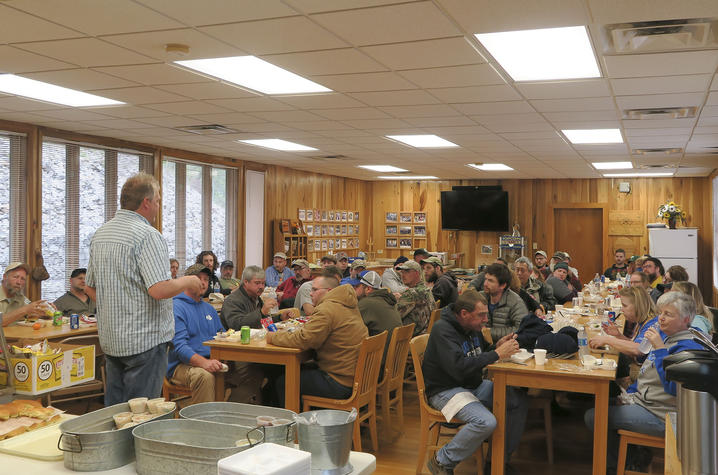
top-left (623, 107), bottom-right (697, 120)
top-left (632, 147), bottom-right (683, 155)
top-left (603, 18), bottom-right (718, 54)
top-left (310, 154), bottom-right (351, 161)
top-left (639, 163), bottom-right (677, 169)
top-left (174, 124), bottom-right (238, 135)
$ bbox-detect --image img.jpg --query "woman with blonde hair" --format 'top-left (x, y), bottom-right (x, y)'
top-left (671, 281), bottom-right (713, 334)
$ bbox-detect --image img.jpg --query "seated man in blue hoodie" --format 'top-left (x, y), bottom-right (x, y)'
top-left (422, 289), bottom-right (528, 474)
top-left (584, 291), bottom-right (704, 474)
top-left (167, 263), bottom-right (225, 404)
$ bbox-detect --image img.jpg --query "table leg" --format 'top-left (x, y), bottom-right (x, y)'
top-left (491, 372), bottom-right (507, 475)
top-left (211, 349), bottom-right (225, 402)
top-left (284, 356), bottom-right (301, 413)
top-left (592, 382), bottom-right (609, 475)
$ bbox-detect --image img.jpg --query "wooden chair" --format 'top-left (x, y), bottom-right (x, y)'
top-left (376, 323), bottom-right (415, 437)
top-left (162, 377), bottom-right (192, 402)
top-left (45, 335), bottom-right (105, 406)
top-left (303, 331), bottom-right (388, 453)
top-left (427, 308), bottom-right (441, 333)
top-left (410, 334), bottom-right (485, 474)
top-left (616, 430), bottom-right (664, 475)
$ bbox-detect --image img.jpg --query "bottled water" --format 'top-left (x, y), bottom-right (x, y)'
top-left (638, 323), bottom-right (661, 354)
top-left (267, 290), bottom-right (280, 315)
top-left (578, 326), bottom-right (589, 358)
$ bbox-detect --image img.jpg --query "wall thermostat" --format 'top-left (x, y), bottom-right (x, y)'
top-left (618, 182), bottom-right (631, 193)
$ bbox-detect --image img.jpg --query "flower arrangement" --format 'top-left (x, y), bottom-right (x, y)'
top-left (657, 200), bottom-right (687, 229)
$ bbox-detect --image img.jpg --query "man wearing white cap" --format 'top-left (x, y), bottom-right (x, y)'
top-left (265, 252), bottom-right (294, 288)
top-left (1, 262), bottom-right (52, 326)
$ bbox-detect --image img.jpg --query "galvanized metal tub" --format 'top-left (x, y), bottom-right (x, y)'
top-left (132, 419), bottom-right (263, 475)
top-left (179, 402), bottom-right (297, 446)
top-left (58, 402), bottom-right (175, 471)
top-left (297, 410), bottom-right (354, 475)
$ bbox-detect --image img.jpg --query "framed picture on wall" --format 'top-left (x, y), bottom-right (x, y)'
top-left (348, 211), bottom-right (354, 221)
top-left (321, 210), bottom-right (328, 221)
top-left (399, 212), bottom-right (412, 223)
top-left (322, 225), bottom-right (329, 236)
top-left (341, 239), bottom-right (347, 249)
top-left (481, 245), bottom-right (493, 255)
top-left (335, 239), bottom-right (341, 249)
top-left (341, 211), bottom-right (348, 221)
top-left (341, 224), bottom-right (347, 235)
top-left (328, 239), bottom-right (334, 249)
top-left (321, 240), bottom-right (328, 250)
top-left (385, 225), bottom-right (397, 235)
top-left (386, 238), bottom-right (398, 248)
top-left (399, 238), bottom-right (412, 249)
top-left (328, 210), bottom-right (335, 221)
top-left (314, 240), bottom-right (320, 251)
top-left (354, 225), bottom-right (359, 235)
top-left (414, 212), bottom-right (426, 223)
top-left (306, 225), bottom-right (313, 236)
top-left (385, 212), bottom-right (397, 223)
top-left (355, 211), bottom-right (360, 221)
top-left (414, 225), bottom-right (426, 236)
top-left (335, 225), bottom-right (341, 235)
top-left (399, 225), bottom-right (412, 235)
top-left (298, 209), bottom-right (306, 221)
top-left (306, 210), bottom-right (313, 221)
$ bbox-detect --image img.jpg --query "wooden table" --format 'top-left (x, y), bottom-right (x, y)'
top-left (488, 356), bottom-right (617, 475)
top-left (2, 323), bottom-right (97, 342)
top-left (204, 338), bottom-right (310, 413)
top-left (665, 413), bottom-right (682, 474)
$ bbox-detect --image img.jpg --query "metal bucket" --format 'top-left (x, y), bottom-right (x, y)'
top-left (297, 410), bottom-right (354, 475)
top-left (132, 419), bottom-right (263, 475)
top-left (58, 402), bottom-right (175, 471)
top-left (179, 402), bottom-right (297, 446)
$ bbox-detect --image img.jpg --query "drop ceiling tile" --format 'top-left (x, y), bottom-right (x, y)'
top-left (692, 126), bottom-right (718, 135)
top-left (16, 38), bottom-right (154, 68)
top-left (262, 49), bottom-right (386, 76)
top-left (544, 110), bottom-right (620, 122)
top-left (312, 1), bottom-right (460, 45)
top-left (588, 0), bottom-right (718, 25)
top-left (288, 120), bottom-right (355, 131)
top-left (249, 110), bottom-right (325, 122)
top-left (38, 120), bottom-right (109, 132)
top-left (341, 118), bottom-right (412, 129)
top-left (428, 85), bottom-right (521, 103)
top-left (144, 101), bottom-right (232, 115)
top-left (625, 127), bottom-right (694, 137)
top-left (428, 125), bottom-right (492, 135)
top-left (361, 36), bottom-right (483, 70)
top-left (572, 144), bottom-right (628, 154)
top-left (276, 93), bottom-right (365, 110)
top-left (515, 79), bottom-right (611, 99)
top-left (313, 108), bottom-right (390, 121)
top-left (615, 93), bottom-right (705, 110)
top-left (453, 101), bottom-right (534, 115)
top-left (136, 116), bottom-right (207, 128)
top-left (550, 120), bottom-right (621, 130)
top-left (349, 90), bottom-right (440, 106)
top-left (156, 82), bottom-right (258, 100)
top-left (0, 46), bottom-right (75, 73)
top-left (604, 51), bottom-right (718, 78)
top-left (0, 5), bottom-right (81, 43)
top-left (24, 68), bottom-right (138, 90)
top-left (471, 112), bottom-right (546, 126)
top-left (88, 105), bottom-right (171, 119)
top-left (310, 72), bottom-right (415, 92)
top-left (207, 97), bottom-right (296, 112)
top-left (698, 116), bottom-right (718, 126)
top-left (628, 136), bottom-right (689, 147)
top-left (623, 118), bottom-right (696, 129)
top-left (500, 131), bottom-right (560, 140)
top-left (403, 116), bottom-right (478, 128)
top-left (705, 91), bottom-right (718, 105)
top-left (95, 64), bottom-right (210, 86)
top-left (610, 74), bottom-right (712, 96)
top-left (531, 97), bottom-right (616, 112)
top-left (0, 96), bottom-right (66, 112)
top-left (92, 86), bottom-right (189, 104)
top-left (36, 109), bottom-right (115, 121)
top-left (227, 122), bottom-right (297, 133)
top-left (184, 112), bottom-right (259, 124)
top-left (136, 0), bottom-right (296, 26)
top-left (484, 121), bottom-right (555, 134)
top-left (701, 105), bottom-right (718, 117)
top-left (399, 64), bottom-right (504, 88)
top-left (379, 104), bottom-right (460, 118)
top-left (201, 16), bottom-right (348, 55)
top-left (78, 118), bottom-right (151, 129)
top-left (101, 28), bottom-right (245, 62)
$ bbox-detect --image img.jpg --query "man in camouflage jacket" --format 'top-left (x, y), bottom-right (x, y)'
top-left (395, 260), bottom-right (436, 336)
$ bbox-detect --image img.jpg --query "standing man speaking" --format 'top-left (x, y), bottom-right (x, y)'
top-left (86, 173), bottom-right (202, 405)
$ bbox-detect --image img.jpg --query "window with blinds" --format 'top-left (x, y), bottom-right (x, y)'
top-left (41, 140), bottom-right (153, 300)
top-left (0, 131), bottom-right (27, 267)
top-left (162, 158), bottom-right (237, 272)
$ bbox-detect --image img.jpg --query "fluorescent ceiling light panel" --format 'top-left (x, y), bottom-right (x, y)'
top-left (592, 161), bottom-right (632, 170)
top-left (386, 135), bottom-right (458, 148)
top-left (562, 129), bottom-right (623, 144)
top-left (603, 172), bottom-right (674, 177)
top-left (238, 139), bottom-right (317, 151)
top-left (175, 56), bottom-right (331, 94)
top-left (377, 175), bottom-right (438, 180)
top-left (475, 26), bottom-right (600, 81)
top-left (467, 163), bottom-right (514, 171)
top-left (358, 165), bottom-right (408, 172)
top-left (0, 74), bottom-right (123, 107)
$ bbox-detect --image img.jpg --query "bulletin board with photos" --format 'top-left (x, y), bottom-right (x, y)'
top-left (385, 211), bottom-right (427, 250)
top-left (298, 208), bottom-right (361, 258)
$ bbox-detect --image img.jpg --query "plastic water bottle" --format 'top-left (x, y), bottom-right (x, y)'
top-left (267, 290), bottom-right (279, 316)
top-left (578, 326), bottom-right (589, 358)
top-left (593, 273), bottom-right (601, 285)
top-left (638, 323), bottom-right (660, 354)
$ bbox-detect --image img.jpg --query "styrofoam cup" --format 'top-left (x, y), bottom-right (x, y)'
top-left (534, 349), bottom-right (546, 365)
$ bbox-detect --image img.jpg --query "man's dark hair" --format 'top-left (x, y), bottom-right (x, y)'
top-left (485, 262), bottom-right (512, 289)
top-left (321, 265), bottom-right (343, 282)
top-left (666, 265), bottom-right (689, 282)
top-left (645, 257), bottom-right (664, 275)
top-left (495, 257), bottom-right (507, 264)
top-left (196, 250), bottom-right (219, 272)
top-left (615, 248), bottom-right (625, 254)
top-left (453, 289), bottom-right (488, 315)
top-left (70, 268), bottom-right (87, 278)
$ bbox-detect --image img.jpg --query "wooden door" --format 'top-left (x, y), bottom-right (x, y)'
top-left (554, 208), bottom-right (603, 282)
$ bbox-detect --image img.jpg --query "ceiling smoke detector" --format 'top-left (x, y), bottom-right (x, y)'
top-left (623, 107), bottom-right (697, 120)
top-left (603, 18), bottom-right (718, 54)
top-left (632, 147), bottom-right (683, 155)
top-left (174, 124), bottom-right (238, 135)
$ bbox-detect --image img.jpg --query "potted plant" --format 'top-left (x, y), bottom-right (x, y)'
top-left (657, 201), bottom-right (687, 229)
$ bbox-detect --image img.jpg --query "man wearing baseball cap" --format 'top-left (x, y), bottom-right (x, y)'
top-left (413, 248), bottom-right (431, 263)
top-left (533, 251), bottom-right (548, 272)
top-left (421, 256), bottom-right (458, 308)
top-left (335, 252), bottom-right (350, 278)
top-left (276, 259), bottom-right (312, 307)
top-left (265, 252), bottom-right (294, 288)
top-left (218, 260), bottom-right (240, 294)
top-left (396, 260), bottom-right (436, 336)
top-left (545, 262), bottom-right (578, 304)
top-left (1, 262), bottom-right (51, 326)
top-left (340, 259), bottom-right (366, 285)
top-left (54, 268), bottom-right (96, 316)
top-left (381, 256), bottom-right (409, 294)
top-left (167, 264), bottom-right (226, 404)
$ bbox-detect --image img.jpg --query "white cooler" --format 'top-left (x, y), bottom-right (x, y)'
top-left (218, 443), bottom-right (311, 475)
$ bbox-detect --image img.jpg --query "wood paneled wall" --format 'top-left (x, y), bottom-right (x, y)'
top-left (369, 177), bottom-right (714, 299)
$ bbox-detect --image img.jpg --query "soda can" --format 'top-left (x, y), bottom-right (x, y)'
top-left (70, 313), bottom-right (79, 329)
top-left (600, 275), bottom-right (605, 283)
top-left (52, 311), bottom-right (63, 326)
top-left (240, 325), bottom-right (251, 344)
top-left (267, 323), bottom-right (278, 332)
top-left (608, 311), bottom-right (617, 322)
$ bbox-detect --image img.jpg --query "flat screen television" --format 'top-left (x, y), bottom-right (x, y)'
top-left (440, 189), bottom-right (509, 231)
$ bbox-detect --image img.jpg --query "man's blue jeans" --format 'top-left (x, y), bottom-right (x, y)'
top-left (585, 403), bottom-right (664, 471)
top-left (429, 380), bottom-right (528, 468)
top-left (276, 366), bottom-right (352, 407)
top-left (104, 343), bottom-right (168, 406)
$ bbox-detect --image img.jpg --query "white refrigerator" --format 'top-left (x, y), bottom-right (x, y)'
top-left (648, 228), bottom-right (698, 284)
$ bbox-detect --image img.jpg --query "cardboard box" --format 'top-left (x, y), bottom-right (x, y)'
top-left (9, 341), bottom-right (95, 395)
